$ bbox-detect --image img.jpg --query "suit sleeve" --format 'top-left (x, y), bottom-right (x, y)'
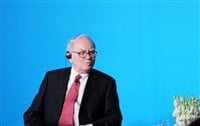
top-left (93, 79), bottom-right (123, 126)
top-left (23, 73), bottom-right (48, 126)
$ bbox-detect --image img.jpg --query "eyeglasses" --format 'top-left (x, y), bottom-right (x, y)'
top-left (70, 50), bottom-right (97, 58)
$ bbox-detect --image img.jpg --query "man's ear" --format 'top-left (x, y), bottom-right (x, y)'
top-left (65, 51), bottom-right (71, 59)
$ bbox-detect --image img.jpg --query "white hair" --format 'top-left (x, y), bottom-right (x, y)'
top-left (66, 34), bottom-right (96, 52)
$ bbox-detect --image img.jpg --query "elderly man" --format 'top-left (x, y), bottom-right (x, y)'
top-left (24, 34), bottom-right (122, 126)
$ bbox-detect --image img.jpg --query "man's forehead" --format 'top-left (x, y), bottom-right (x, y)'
top-left (74, 37), bottom-right (93, 46)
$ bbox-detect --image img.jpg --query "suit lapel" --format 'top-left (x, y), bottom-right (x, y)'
top-left (79, 69), bottom-right (97, 114)
top-left (55, 68), bottom-right (71, 121)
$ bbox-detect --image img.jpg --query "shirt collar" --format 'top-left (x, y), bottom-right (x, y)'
top-left (71, 67), bottom-right (88, 80)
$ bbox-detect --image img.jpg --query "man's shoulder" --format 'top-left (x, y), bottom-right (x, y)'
top-left (46, 67), bottom-right (71, 75)
top-left (91, 69), bottom-right (115, 80)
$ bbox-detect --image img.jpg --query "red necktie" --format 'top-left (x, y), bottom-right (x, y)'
top-left (58, 74), bottom-right (82, 126)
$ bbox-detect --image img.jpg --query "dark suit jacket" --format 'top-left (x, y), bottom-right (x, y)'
top-left (24, 67), bottom-right (122, 126)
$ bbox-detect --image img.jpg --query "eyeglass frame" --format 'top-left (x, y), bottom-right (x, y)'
top-left (70, 50), bottom-right (97, 58)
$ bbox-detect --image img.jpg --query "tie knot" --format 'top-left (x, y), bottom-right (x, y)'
top-left (74, 74), bottom-right (82, 83)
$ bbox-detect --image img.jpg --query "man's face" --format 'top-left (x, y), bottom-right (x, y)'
top-left (70, 37), bottom-right (96, 73)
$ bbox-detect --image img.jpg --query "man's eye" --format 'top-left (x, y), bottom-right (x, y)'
top-left (79, 51), bottom-right (86, 55)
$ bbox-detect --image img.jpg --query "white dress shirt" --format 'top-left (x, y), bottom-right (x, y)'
top-left (66, 67), bottom-right (92, 126)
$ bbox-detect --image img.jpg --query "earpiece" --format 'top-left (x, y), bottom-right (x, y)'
top-left (65, 51), bottom-right (71, 59)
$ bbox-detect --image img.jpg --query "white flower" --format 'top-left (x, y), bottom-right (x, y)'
top-left (174, 99), bottom-right (179, 107)
top-left (173, 95), bottom-right (200, 125)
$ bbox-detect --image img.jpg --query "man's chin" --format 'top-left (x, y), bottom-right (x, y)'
top-left (82, 66), bottom-right (93, 73)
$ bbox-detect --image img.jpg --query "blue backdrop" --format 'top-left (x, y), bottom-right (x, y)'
top-left (1, 0), bottom-right (199, 125)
